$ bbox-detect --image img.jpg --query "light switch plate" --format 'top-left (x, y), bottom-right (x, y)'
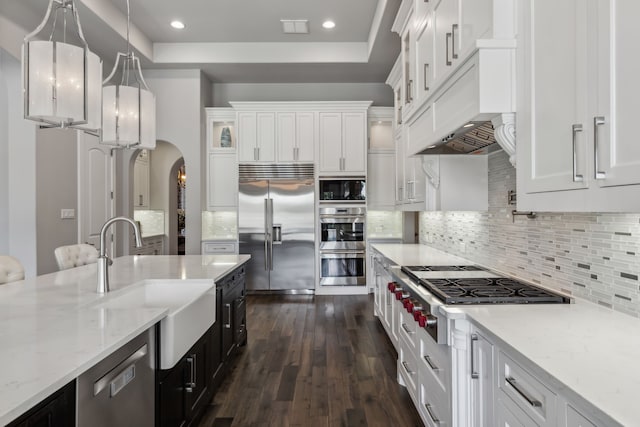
top-left (61, 209), bottom-right (75, 219)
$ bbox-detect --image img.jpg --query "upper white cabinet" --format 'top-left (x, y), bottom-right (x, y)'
top-left (276, 112), bottom-right (315, 162)
top-left (237, 111), bottom-right (276, 162)
top-left (133, 149), bottom-right (150, 209)
top-left (517, 0), bottom-right (640, 212)
top-left (205, 108), bottom-right (238, 210)
top-left (367, 108), bottom-right (395, 210)
top-left (319, 107), bottom-right (369, 175)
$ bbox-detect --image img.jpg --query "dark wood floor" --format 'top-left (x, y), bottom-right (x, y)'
top-left (198, 294), bottom-right (423, 427)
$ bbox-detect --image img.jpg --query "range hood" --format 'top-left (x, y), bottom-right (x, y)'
top-left (416, 114), bottom-right (516, 167)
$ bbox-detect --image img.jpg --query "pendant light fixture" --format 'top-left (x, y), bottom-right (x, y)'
top-left (22, 0), bottom-right (102, 132)
top-left (101, 0), bottom-right (156, 149)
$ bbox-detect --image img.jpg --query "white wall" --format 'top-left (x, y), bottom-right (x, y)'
top-left (36, 129), bottom-right (78, 274)
top-left (211, 82), bottom-right (393, 107)
top-left (0, 50), bottom-right (9, 254)
top-left (120, 69), bottom-right (205, 255)
top-left (0, 48), bottom-right (38, 276)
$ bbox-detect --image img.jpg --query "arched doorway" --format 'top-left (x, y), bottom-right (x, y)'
top-left (131, 141), bottom-right (184, 255)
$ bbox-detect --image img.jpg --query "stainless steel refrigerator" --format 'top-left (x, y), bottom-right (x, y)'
top-left (239, 164), bottom-right (315, 293)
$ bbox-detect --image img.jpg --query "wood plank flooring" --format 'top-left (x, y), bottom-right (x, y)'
top-left (198, 295), bottom-right (423, 427)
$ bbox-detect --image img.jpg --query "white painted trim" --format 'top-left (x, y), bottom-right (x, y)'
top-left (368, 106), bottom-right (394, 120)
top-left (386, 54), bottom-right (403, 87)
top-left (153, 42), bottom-right (368, 64)
top-left (367, 0), bottom-right (388, 57)
top-left (228, 101), bottom-right (373, 112)
top-left (391, 0), bottom-right (413, 35)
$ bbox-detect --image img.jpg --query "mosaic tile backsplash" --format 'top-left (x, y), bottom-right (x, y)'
top-left (133, 210), bottom-right (165, 237)
top-left (419, 151), bottom-right (640, 317)
top-left (367, 211), bottom-right (403, 239)
top-left (202, 211), bottom-right (238, 240)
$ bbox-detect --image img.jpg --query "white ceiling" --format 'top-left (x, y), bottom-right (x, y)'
top-left (0, 0), bottom-right (401, 83)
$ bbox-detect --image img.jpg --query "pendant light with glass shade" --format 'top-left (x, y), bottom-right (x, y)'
top-left (22, 0), bottom-right (102, 132)
top-left (101, 0), bottom-right (156, 150)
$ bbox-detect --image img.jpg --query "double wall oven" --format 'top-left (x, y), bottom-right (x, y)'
top-left (318, 177), bottom-right (366, 287)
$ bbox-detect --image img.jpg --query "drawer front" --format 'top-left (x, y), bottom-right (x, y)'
top-left (417, 328), bottom-right (449, 398)
top-left (498, 351), bottom-right (557, 426)
top-left (399, 304), bottom-right (418, 351)
top-left (203, 242), bottom-right (236, 254)
top-left (419, 379), bottom-right (450, 427)
top-left (566, 405), bottom-right (597, 427)
top-left (496, 395), bottom-right (538, 427)
top-left (398, 340), bottom-right (419, 401)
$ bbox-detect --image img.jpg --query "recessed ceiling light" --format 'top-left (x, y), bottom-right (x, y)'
top-left (322, 20), bottom-right (336, 29)
top-left (170, 21), bottom-right (185, 30)
top-left (463, 122), bottom-right (475, 128)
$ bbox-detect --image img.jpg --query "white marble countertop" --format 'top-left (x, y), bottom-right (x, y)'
top-left (371, 243), bottom-right (637, 426)
top-left (0, 254), bottom-right (250, 425)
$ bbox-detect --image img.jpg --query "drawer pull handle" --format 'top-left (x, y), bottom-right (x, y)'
top-left (470, 334), bottom-right (479, 379)
top-left (401, 323), bottom-right (415, 334)
top-left (424, 403), bottom-right (441, 424)
top-left (424, 355), bottom-right (439, 371)
top-left (402, 361), bottom-right (415, 375)
top-left (594, 116), bottom-right (606, 180)
top-left (506, 376), bottom-right (542, 407)
top-left (572, 124), bottom-right (584, 182)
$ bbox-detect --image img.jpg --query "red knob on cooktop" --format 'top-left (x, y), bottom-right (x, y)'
top-left (395, 290), bottom-right (403, 300)
top-left (418, 312), bottom-right (427, 327)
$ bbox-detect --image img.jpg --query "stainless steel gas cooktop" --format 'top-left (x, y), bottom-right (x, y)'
top-left (401, 266), bottom-right (569, 305)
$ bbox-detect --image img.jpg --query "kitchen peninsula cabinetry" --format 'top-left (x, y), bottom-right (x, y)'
top-left (517, 0), bottom-right (640, 212)
top-left (6, 381), bottom-right (75, 427)
top-left (206, 108), bottom-right (238, 211)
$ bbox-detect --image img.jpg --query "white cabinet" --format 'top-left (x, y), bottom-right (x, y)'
top-left (395, 130), bottom-right (427, 211)
top-left (433, 0), bottom-right (459, 87)
top-left (319, 111), bottom-right (367, 175)
top-left (237, 111), bottom-right (276, 162)
top-left (566, 405), bottom-right (597, 427)
top-left (207, 153), bottom-right (238, 210)
top-left (367, 109), bottom-right (395, 210)
top-left (423, 155), bottom-right (488, 211)
top-left (276, 112), bottom-right (315, 162)
top-left (414, 14), bottom-right (435, 108)
top-left (201, 240), bottom-right (237, 254)
top-left (368, 152), bottom-right (396, 210)
top-left (133, 149), bottom-right (150, 209)
top-left (470, 329), bottom-right (495, 426)
top-left (517, 0), bottom-right (640, 212)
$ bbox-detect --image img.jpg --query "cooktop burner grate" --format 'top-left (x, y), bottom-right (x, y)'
top-left (420, 277), bottom-right (568, 304)
top-left (401, 267), bottom-right (569, 304)
top-left (403, 265), bottom-right (487, 272)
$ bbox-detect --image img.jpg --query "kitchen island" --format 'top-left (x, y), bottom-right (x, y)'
top-left (0, 254), bottom-right (249, 425)
top-left (372, 243), bottom-right (638, 426)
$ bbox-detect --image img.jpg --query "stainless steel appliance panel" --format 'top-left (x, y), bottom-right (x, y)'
top-left (239, 180), bottom-right (269, 291)
top-left (319, 207), bottom-right (366, 251)
top-left (269, 179), bottom-right (315, 290)
top-left (319, 177), bottom-right (366, 203)
top-left (77, 327), bottom-right (155, 427)
top-left (320, 252), bottom-right (366, 286)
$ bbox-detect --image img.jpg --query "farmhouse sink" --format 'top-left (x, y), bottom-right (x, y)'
top-left (91, 279), bottom-right (216, 369)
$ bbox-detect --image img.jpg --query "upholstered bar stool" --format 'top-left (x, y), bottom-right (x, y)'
top-left (0, 255), bottom-right (25, 284)
top-left (54, 244), bottom-right (99, 271)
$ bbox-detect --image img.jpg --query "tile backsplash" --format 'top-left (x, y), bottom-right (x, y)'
top-left (133, 210), bottom-right (165, 237)
top-left (419, 151), bottom-right (640, 317)
top-left (202, 211), bottom-right (237, 240)
top-left (367, 211), bottom-right (403, 239)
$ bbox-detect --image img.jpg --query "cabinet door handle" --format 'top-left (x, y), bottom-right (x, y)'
top-left (594, 116), bottom-right (606, 180)
top-left (294, 146), bottom-right (299, 161)
top-left (505, 376), bottom-right (542, 408)
top-left (401, 323), bottom-right (415, 334)
top-left (408, 80), bottom-right (413, 102)
top-left (424, 403), bottom-right (441, 424)
top-left (572, 124), bottom-right (584, 182)
top-left (402, 361), bottom-right (415, 375)
top-left (470, 334), bottom-right (479, 379)
top-left (185, 354), bottom-right (196, 392)
top-left (451, 24), bottom-right (459, 59)
top-left (423, 63), bottom-right (430, 91)
top-left (424, 355), bottom-right (440, 371)
top-left (139, 195), bottom-right (143, 206)
top-left (445, 32), bottom-right (452, 66)
top-left (224, 303), bottom-right (232, 329)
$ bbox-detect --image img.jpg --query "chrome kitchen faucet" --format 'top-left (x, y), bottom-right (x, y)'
top-left (97, 216), bottom-right (143, 293)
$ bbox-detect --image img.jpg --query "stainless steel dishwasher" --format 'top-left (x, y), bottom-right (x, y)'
top-left (77, 327), bottom-right (156, 427)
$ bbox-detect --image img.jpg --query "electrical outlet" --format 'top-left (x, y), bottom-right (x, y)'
top-left (60, 209), bottom-right (75, 219)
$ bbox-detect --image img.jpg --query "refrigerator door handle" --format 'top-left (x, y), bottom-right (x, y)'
top-left (268, 198), bottom-right (274, 271)
top-left (264, 198), bottom-right (269, 271)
